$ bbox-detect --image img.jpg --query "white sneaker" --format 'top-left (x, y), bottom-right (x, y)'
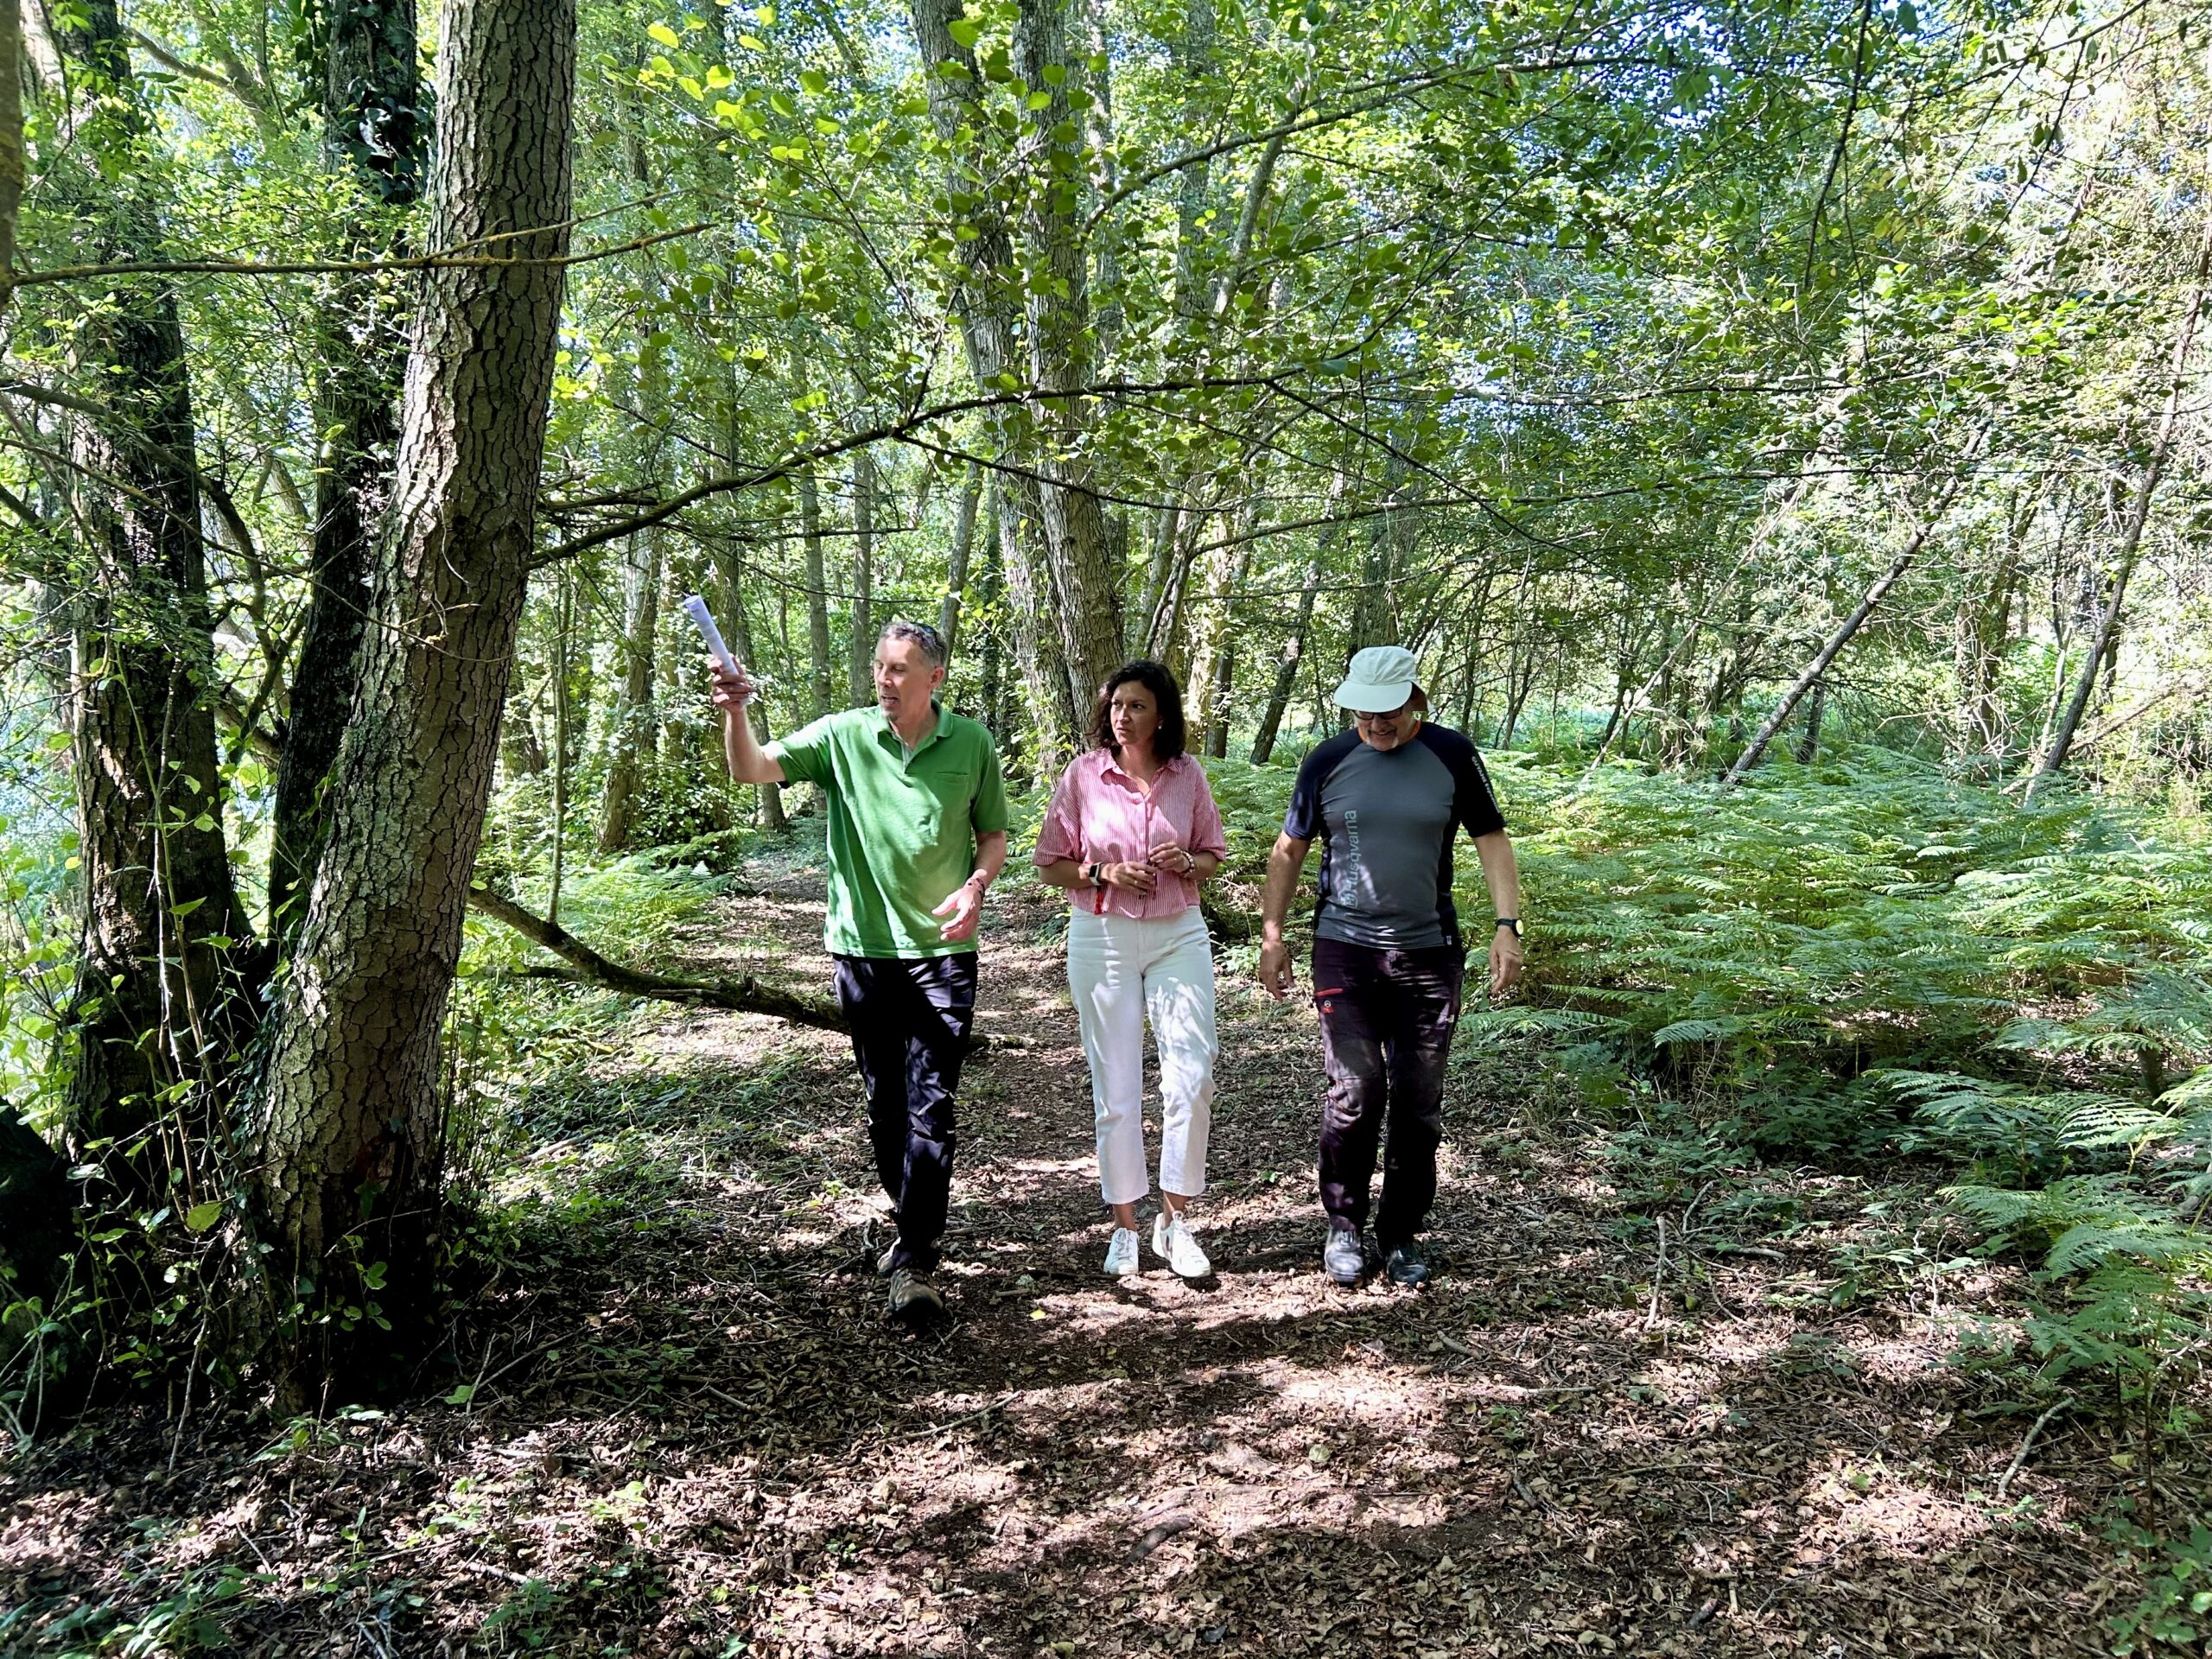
top-left (1152, 1212), bottom-right (1211, 1279)
top-left (1103, 1226), bottom-right (1142, 1276)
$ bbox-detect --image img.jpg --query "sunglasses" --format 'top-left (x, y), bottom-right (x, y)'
top-left (1352, 702), bottom-right (1414, 723)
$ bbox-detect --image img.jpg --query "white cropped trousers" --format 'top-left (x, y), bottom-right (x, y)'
top-left (1066, 908), bottom-right (1218, 1205)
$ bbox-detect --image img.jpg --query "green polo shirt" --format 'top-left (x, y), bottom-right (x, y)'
top-left (767, 705), bottom-right (1010, 959)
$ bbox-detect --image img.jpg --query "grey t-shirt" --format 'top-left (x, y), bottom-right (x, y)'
top-left (1282, 724), bottom-right (1505, 950)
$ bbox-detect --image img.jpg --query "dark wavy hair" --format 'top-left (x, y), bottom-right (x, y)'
top-left (1089, 659), bottom-right (1187, 763)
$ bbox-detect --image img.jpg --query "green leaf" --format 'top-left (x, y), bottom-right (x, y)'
top-left (799, 67), bottom-right (828, 94)
top-left (646, 20), bottom-right (681, 47)
top-left (184, 1201), bottom-right (223, 1234)
top-left (946, 16), bottom-right (982, 48)
top-left (1896, 0), bottom-right (1918, 31)
top-left (445, 1384), bottom-right (476, 1405)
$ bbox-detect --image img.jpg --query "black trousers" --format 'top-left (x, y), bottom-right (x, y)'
top-left (832, 953), bottom-right (978, 1273)
top-left (1312, 937), bottom-right (1465, 1249)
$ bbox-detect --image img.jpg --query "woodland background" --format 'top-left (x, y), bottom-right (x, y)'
top-left (1, 0), bottom-right (2211, 1650)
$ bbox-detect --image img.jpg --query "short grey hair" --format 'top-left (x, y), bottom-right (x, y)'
top-left (878, 620), bottom-right (948, 669)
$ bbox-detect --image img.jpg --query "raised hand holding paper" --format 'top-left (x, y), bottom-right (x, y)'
top-left (681, 594), bottom-right (739, 677)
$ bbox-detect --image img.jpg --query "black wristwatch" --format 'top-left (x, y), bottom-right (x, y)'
top-left (1086, 861), bottom-right (1103, 888)
top-left (1496, 917), bottom-right (1523, 939)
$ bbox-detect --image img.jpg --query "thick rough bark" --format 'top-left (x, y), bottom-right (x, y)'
top-left (59, 2), bottom-right (256, 1174)
top-left (252, 0), bottom-right (575, 1296)
top-left (270, 0), bottom-right (424, 933)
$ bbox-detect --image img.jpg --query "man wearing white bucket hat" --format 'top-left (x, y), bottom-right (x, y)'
top-left (1256, 645), bottom-right (1523, 1287)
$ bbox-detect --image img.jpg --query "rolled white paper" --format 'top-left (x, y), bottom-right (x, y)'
top-left (681, 594), bottom-right (740, 677)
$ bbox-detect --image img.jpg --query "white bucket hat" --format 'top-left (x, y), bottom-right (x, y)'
top-left (1332, 645), bottom-right (1420, 714)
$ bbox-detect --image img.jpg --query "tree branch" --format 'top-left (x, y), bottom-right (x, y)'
top-left (465, 885), bottom-right (849, 1029)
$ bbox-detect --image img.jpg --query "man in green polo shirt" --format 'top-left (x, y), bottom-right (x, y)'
top-left (711, 620), bottom-right (1007, 1324)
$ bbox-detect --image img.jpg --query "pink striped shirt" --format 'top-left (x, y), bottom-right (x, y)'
top-left (1033, 748), bottom-right (1229, 920)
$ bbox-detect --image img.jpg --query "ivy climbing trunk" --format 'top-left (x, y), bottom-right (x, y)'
top-left (251, 0), bottom-right (575, 1347)
top-left (270, 0), bottom-right (424, 935)
top-left (57, 1), bottom-right (256, 1191)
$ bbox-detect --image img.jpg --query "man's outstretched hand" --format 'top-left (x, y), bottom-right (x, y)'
top-left (932, 879), bottom-right (984, 942)
top-left (708, 656), bottom-right (756, 710)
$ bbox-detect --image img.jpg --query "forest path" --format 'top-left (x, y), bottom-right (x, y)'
top-left (3, 859), bottom-right (2127, 1656)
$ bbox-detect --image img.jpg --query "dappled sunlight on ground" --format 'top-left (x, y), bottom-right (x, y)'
top-left (0, 878), bottom-right (2156, 1656)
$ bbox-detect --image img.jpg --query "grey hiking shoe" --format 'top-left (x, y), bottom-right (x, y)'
top-left (1382, 1242), bottom-right (1432, 1287)
top-left (887, 1265), bottom-right (944, 1325)
top-left (1323, 1224), bottom-right (1368, 1287)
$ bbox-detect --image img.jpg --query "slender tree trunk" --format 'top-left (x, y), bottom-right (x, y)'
top-left (798, 466), bottom-right (833, 719)
top-left (1250, 531), bottom-right (1330, 764)
top-left (2027, 207), bottom-right (2212, 798)
top-left (251, 0), bottom-right (575, 1346)
top-left (979, 480), bottom-right (1006, 734)
top-left (848, 447), bottom-right (876, 705)
top-left (597, 529), bottom-right (661, 852)
top-left (1723, 442), bottom-right (1981, 788)
top-left (270, 0), bottom-right (424, 934)
top-left (940, 460), bottom-right (982, 654)
top-left (548, 570), bottom-right (572, 924)
top-left (1795, 676), bottom-right (1827, 765)
top-left (57, 2), bottom-right (256, 1185)
top-left (717, 550), bottom-right (787, 831)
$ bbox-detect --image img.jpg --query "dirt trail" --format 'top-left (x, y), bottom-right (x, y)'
top-left (2, 866), bottom-right (2133, 1656)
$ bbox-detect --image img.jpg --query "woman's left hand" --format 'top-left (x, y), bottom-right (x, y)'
top-left (1147, 844), bottom-right (1196, 877)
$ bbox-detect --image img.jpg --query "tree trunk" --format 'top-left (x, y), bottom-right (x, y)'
top-left (251, 0), bottom-right (574, 1341)
top-left (270, 0), bottom-right (424, 934)
top-left (906, 0), bottom-right (1078, 756)
top-left (798, 466), bottom-right (834, 718)
top-left (939, 460), bottom-right (982, 655)
top-left (1250, 530), bottom-right (1330, 765)
top-left (1014, 0), bottom-right (1124, 709)
top-left (1722, 441), bottom-right (1980, 788)
top-left (848, 447), bottom-right (876, 705)
top-left (597, 529), bottom-right (662, 852)
top-left (0, 0), bottom-right (25, 320)
top-left (1795, 676), bottom-right (1827, 765)
top-left (2027, 207), bottom-right (2212, 799)
top-left (58, 2), bottom-right (257, 1185)
top-left (979, 480), bottom-right (1006, 734)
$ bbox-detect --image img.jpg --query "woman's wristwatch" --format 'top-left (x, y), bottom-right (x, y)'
top-left (1086, 861), bottom-right (1103, 888)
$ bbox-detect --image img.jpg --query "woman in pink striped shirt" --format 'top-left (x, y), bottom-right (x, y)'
top-left (1034, 661), bottom-right (1228, 1280)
